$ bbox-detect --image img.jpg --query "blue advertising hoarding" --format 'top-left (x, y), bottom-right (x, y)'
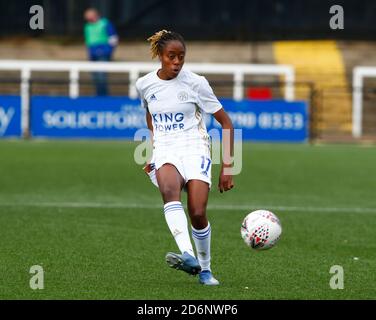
top-left (0, 96), bottom-right (21, 137)
top-left (1, 95), bottom-right (308, 142)
top-left (209, 98), bottom-right (308, 142)
top-left (31, 96), bottom-right (144, 138)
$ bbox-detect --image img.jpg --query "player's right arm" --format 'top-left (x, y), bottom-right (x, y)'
top-left (143, 108), bottom-right (155, 174)
top-left (141, 108), bottom-right (154, 174)
top-left (146, 107), bottom-right (154, 146)
top-left (136, 78), bottom-right (154, 172)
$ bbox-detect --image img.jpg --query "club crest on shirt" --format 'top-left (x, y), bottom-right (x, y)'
top-left (177, 91), bottom-right (189, 102)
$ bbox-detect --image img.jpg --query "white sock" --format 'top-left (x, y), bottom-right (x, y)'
top-left (164, 201), bottom-right (195, 257)
top-left (191, 222), bottom-right (211, 271)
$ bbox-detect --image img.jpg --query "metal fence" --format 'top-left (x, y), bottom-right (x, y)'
top-left (0, 60), bottom-right (295, 137)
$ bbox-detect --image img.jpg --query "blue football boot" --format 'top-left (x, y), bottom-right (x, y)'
top-left (165, 251), bottom-right (201, 275)
top-left (198, 270), bottom-right (220, 286)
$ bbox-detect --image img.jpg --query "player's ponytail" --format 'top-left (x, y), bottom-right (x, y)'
top-left (147, 30), bottom-right (185, 59)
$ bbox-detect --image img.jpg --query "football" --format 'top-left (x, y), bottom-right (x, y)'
top-left (241, 210), bottom-right (282, 250)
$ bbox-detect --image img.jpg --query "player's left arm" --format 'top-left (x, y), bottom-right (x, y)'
top-left (143, 107), bottom-right (154, 174)
top-left (213, 108), bottom-right (234, 193)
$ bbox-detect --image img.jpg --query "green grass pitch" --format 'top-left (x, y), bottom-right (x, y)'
top-left (0, 140), bottom-right (375, 299)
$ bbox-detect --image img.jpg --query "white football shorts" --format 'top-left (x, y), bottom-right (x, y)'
top-left (144, 148), bottom-right (212, 189)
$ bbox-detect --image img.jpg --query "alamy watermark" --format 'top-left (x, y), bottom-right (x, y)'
top-left (329, 265), bottom-right (344, 290)
top-left (134, 128), bottom-right (243, 175)
top-left (329, 5), bottom-right (344, 30)
top-left (29, 265), bottom-right (44, 290)
top-left (29, 5), bottom-right (44, 30)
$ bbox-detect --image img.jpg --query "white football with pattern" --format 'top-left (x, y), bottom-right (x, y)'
top-left (241, 210), bottom-right (282, 250)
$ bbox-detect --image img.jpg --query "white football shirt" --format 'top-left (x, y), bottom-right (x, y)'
top-left (136, 68), bottom-right (222, 154)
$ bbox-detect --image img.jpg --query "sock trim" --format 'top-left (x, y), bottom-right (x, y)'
top-left (191, 223), bottom-right (211, 240)
top-left (164, 205), bottom-right (183, 214)
top-left (164, 202), bottom-right (183, 214)
top-left (164, 201), bottom-right (182, 208)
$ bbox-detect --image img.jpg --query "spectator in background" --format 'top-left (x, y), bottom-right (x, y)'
top-left (83, 8), bottom-right (118, 96)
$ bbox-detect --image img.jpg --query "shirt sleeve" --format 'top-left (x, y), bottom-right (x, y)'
top-left (197, 76), bottom-right (223, 114)
top-left (135, 79), bottom-right (148, 109)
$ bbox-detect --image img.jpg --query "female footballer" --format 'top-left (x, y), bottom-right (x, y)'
top-left (136, 30), bottom-right (234, 286)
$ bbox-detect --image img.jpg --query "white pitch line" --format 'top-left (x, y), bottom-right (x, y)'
top-left (0, 201), bottom-right (376, 213)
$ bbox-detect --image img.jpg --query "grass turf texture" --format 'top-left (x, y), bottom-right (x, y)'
top-left (0, 140), bottom-right (375, 299)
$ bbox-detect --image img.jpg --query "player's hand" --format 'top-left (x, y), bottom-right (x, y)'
top-left (218, 165), bottom-right (234, 193)
top-left (143, 157), bottom-right (154, 174)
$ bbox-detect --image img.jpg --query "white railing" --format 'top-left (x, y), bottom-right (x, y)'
top-left (0, 60), bottom-right (295, 137)
top-left (352, 66), bottom-right (376, 138)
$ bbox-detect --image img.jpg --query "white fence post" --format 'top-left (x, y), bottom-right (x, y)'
top-left (284, 67), bottom-right (295, 101)
top-left (234, 71), bottom-right (244, 101)
top-left (20, 68), bottom-right (31, 138)
top-left (129, 69), bottom-right (139, 99)
top-left (69, 68), bottom-right (79, 98)
top-left (352, 66), bottom-right (376, 138)
top-left (352, 67), bottom-right (363, 138)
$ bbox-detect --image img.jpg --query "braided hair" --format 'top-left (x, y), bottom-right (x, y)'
top-left (147, 30), bottom-right (186, 59)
